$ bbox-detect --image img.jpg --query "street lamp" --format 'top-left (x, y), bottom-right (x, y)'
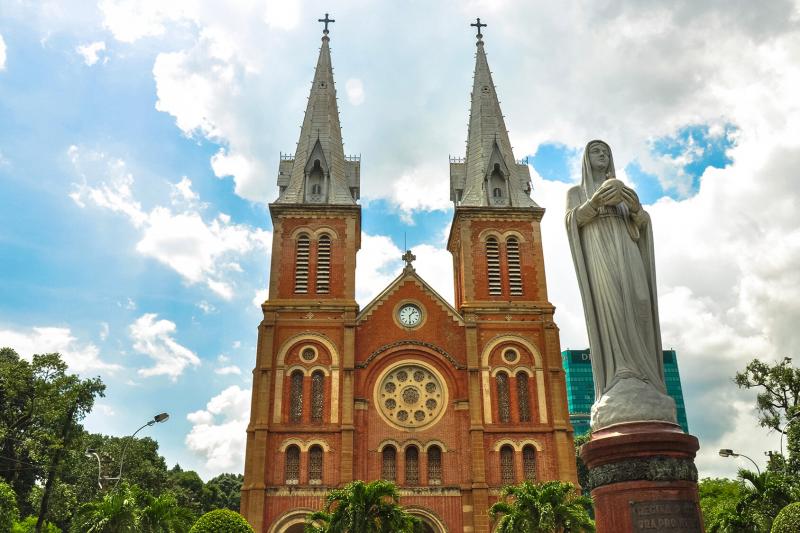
top-left (719, 448), bottom-right (761, 474)
top-left (84, 448), bottom-right (103, 489)
top-left (780, 411), bottom-right (800, 458)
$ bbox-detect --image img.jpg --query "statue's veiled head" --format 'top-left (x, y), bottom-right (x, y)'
top-left (581, 139), bottom-right (616, 194)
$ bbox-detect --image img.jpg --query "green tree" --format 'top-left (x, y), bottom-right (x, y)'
top-left (205, 473), bottom-right (244, 512)
top-left (139, 491), bottom-right (195, 532)
top-left (735, 358), bottom-right (800, 473)
top-left (11, 516), bottom-right (61, 533)
top-left (489, 480), bottom-right (594, 533)
top-left (573, 434), bottom-right (590, 496)
top-left (189, 509), bottom-right (253, 533)
top-left (772, 502), bottom-right (800, 533)
top-left (735, 469), bottom-right (799, 532)
top-left (698, 477), bottom-right (753, 532)
top-left (1, 481), bottom-right (20, 532)
top-left (70, 483), bottom-right (141, 533)
top-left (304, 480), bottom-right (421, 533)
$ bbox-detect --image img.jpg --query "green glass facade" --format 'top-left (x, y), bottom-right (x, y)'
top-left (561, 349), bottom-right (689, 436)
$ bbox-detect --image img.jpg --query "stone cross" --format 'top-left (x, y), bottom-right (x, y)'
top-left (402, 250), bottom-right (416, 270)
top-left (319, 13), bottom-right (335, 34)
top-left (471, 17), bottom-right (487, 38)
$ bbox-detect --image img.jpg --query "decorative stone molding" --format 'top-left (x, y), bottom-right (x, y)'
top-left (357, 340), bottom-right (466, 370)
top-left (586, 456), bottom-right (698, 492)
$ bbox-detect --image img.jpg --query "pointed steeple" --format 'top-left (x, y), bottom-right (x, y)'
top-left (450, 22), bottom-right (536, 208)
top-left (276, 16), bottom-right (359, 205)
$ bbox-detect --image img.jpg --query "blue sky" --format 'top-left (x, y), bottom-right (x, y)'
top-left (2, 0), bottom-right (799, 480)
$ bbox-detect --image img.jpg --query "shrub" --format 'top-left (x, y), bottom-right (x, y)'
top-left (772, 502), bottom-right (800, 533)
top-left (189, 509), bottom-right (254, 533)
top-left (12, 516), bottom-right (61, 533)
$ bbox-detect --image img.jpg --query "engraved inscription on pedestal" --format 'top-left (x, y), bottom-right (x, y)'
top-left (630, 500), bottom-right (702, 532)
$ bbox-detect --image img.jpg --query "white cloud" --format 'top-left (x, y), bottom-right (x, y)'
top-left (130, 313), bottom-right (200, 380)
top-left (69, 146), bottom-right (271, 299)
top-left (356, 233), bottom-right (403, 304)
top-left (76, 41), bottom-right (106, 66)
top-left (99, 322), bottom-right (110, 341)
top-left (196, 300), bottom-right (216, 314)
top-left (185, 385), bottom-right (250, 474)
top-left (170, 176), bottom-right (201, 206)
top-left (0, 33), bottom-right (6, 71)
top-left (0, 325), bottom-right (120, 374)
top-left (345, 78), bottom-right (365, 106)
top-left (214, 365), bottom-right (241, 375)
top-left (251, 288), bottom-right (268, 309)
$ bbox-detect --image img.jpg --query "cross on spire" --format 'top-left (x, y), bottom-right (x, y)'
top-left (318, 13), bottom-right (335, 34)
top-left (471, 17), bottom-right (487, 39)
top-left (402, 249), bottom-right (416, 271)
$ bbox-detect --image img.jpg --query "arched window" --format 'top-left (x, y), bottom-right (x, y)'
top-left (285, 445), bottom-right (300, 485)
top-left (294, 233), bottom-right (310, 294)
top-left (523, 445), bottom-right (536, 481)
top-left (506, 237), bottom-right (523, 296)
top-left (311, 370), bottom-right (324, 423)
top-left (382, 446), bottom-right (396, 481)
top-left (517, 372), bottom-right (531, 423)
top-left (427, 446), bottom-right (442, 485)
top-left (405, 446), bottom-right (419, 485)
top-left (496, 371), bottom-right (511, 423)
top-left (493, 187), bottom-right (502, 198)
top-left (486, 237), bottom-right (502, 296)
top-left (307, 160), bottom-right (324, 202)
top-left (309, 445), bottom-right (323, 485)
top-left (311, 183), bottom-right (322, 195)
top-left (289, 370), bottom-right (303, 423)
top-left (316, 234), bottom-right (331, 294)
top-left (489, 164), bottom-right (507, 205)
top-left (500, 445), bottom-right (515, 486)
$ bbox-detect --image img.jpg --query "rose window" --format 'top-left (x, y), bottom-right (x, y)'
top-left (377, 363), bottom-right (446, 429)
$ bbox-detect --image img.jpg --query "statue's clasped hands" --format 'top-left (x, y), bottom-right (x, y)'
top-left (590, 178), bottom-right (641, 214)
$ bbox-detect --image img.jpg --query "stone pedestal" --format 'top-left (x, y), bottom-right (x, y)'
top-left (581, 422), bottom-right (704, 533)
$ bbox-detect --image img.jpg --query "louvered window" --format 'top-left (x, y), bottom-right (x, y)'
top-left (316, 234), bottom-right (331, 293)
top-left (523, 445), bottom-right (536, 481)
top-left (486, 237), bottom-right (502, 295)
top-left (289, 371), bottom-right (303, 423)
top-left (517, 372), bottom-right (531, 423)
top-left (311, 370), bottom-right (324, 423)
top-left (285, 445), bottom-right (300, 485)
top-left (497, 371), bottom-right (511, 423)
top-left (405, 446), bottom-right (419, 485)
top-left (382, 446), bottom-right (396, 481)
top-left (507, 237), bottom-right (523, 295)
top-left (427, 446), bottom-right (442, 485)
top-left (500, 445), bottom-right (515, 485)
top-left (294, 233), bottom-right (310, 293)
top-left (309, 445), bottom-right (323, 485)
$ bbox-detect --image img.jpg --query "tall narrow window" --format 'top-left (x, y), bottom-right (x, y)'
top-left (382, 446), bottom-right (396, 481)
top-left (309, 445), bottom-right (323, 485)
top-left (316, 234), bottom-right (331, 293)
top-left (294, 233), bottom-right (310, 293)
top-left (500, 445), bottom-right (515, 485)
top-left (507, 237), bottom-right (523, 295)
top-left (523, 445), bottom-right (536, 481)
top-left (289, 371), bottom-right (304, 423)
top-left (427, 446), bottom-right (442, 485)
top-left (517, 372), bottom-right (531, 423)
top-left (497, 371), bottom-right (511, 423)
top-left (285, 445), bottom-right (300, 485)
top-left (405, 446), bottom-right (419, 485)
top-left (311, 370), bottom-right (324, 423)
top-left (486, 237), bottom-right (502, 295)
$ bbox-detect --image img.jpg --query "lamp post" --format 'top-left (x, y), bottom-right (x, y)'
top-left (719, 448), bottom-right (761, 474)
top-left (86, 413), bottom-right (169, 489)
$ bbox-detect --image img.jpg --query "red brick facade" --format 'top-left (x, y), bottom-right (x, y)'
top-left (241, 202), bottom-right (578, 532)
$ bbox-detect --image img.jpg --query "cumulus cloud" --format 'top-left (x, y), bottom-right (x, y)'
top-left (69, 147), bottom-right (271, 299)
top-left (186, 385), bottom-right (249, 474)
top-left (130, 313), bottom-right (200, 380)
top-left (0, 33), bottom-right (6, 71)
top-left (76, 41), bottom-right (107, 66)
top-left (0, 325), bottom-right (120, 374)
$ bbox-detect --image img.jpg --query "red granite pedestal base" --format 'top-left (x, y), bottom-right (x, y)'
top-left (581, 422), bottom-right (704, 533)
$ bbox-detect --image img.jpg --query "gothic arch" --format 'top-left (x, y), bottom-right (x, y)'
top-left (274, 333), bottom-right (340, 424)
top-left (480, 335), bottom-right (547, 425)
top-left (406, 506), bottom-right (449, 533)
top-left (268, 509), bottom-right (316, 533)
top-left (377, 439), bottom-right (401, 452)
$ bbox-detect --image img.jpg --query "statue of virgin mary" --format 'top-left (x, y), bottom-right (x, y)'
top-left (566, 140), bottom-right (677, 430)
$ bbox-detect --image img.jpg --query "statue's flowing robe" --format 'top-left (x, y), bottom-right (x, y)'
top-left (566, 186), bottom-right (666, 398)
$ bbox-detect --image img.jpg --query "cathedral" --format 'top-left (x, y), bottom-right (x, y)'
top-left (240, 18), bottom-right (578, 533)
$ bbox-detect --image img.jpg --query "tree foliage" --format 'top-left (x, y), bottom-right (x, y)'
top-left (305, 480), bottom-right (421, 533)
top-left (1, 481), bottom-right (20, 532)
top-left (771, 502), bottom-right (800, 533)
top-left (189, 509), bottom-right (253, 533)
top-left (489, 480), bottom-right (594, 533)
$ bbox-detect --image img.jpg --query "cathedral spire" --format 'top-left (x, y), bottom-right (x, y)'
top-left (450, 20), bottom-right (536, 208)
top-left (276, 15), bottom-right (359, 205)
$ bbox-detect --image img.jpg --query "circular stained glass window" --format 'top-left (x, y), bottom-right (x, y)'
top-left (503, 349), bottom-right (518, 363)
top-left (376, 363), bottom-right (447, 429)
top-left (302, 347), bottom-right (316, 362)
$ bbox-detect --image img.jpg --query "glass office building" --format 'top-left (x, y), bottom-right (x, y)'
top-left (561, 348), bottom-right (689, 436)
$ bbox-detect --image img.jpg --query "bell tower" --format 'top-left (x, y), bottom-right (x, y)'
top-left (446, 20), bottom-right (577, 531)
top-left (241, 15), bottom-right (361, 531)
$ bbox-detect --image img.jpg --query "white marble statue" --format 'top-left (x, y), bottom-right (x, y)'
top-left (566, 140), bottom-right (677, 430)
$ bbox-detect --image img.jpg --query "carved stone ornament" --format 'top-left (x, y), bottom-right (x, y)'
top-left (586, 456), bottom-right (698, 492)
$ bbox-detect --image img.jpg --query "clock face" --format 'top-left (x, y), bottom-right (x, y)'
top-left (398, 304), bottom-right (422, 327)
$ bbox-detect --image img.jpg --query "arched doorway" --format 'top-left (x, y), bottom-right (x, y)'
top-left (407, 507), bottom-right (448, 533)
top-left (268, 509), bottom-right (315, 533)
